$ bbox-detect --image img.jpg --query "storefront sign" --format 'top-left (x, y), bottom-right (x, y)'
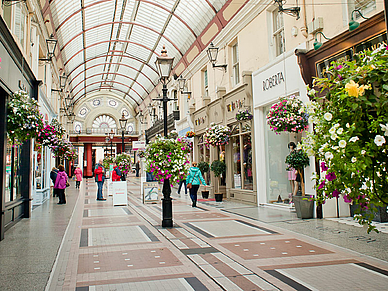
top-left (253, 51), bottom-right (304, 107)
top-left (262, 72), bottom-right (284, 91)
top-left (226, 99), bottom-right (244, 112)
top-left (195, 116), bottom-right (206, 126)
top-left (133, 141), bottom-right (146, 150)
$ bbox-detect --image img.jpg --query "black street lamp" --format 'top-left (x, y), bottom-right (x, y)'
top-left (119, 112), bottom-right (128, 154)
top-left (105, 136), bottom-right (110, 157)
top-left (39, 34), bottom-right (58, 62)
top-left (109, 129), bottom-right (114, 157)
top-left (155, 45), bottom-right (174, 228)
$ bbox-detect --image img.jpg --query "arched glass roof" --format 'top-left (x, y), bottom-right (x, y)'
top-left (48, 0), bottom-right (229, 108)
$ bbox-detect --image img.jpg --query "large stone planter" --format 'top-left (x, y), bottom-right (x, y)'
top-left (293, 196), bottom-right (314, 219)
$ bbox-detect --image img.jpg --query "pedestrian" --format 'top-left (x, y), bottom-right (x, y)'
top-left (146, 171), bottom-right (156, 182)
top-left (186, 162), bottom-right (207, 207)
top-left (50, 167), bottom-right (59, 197)
top-left (94, 159), bottom-right (106, 201)
top-left (177, 178), bottom-right (187, 195)
top-left (54, 164), bottom-right (68, 204)
top-left (74, 166), bottom-right (83, 189)
top-left (111, 163), bottom-right (122, 182)
top-left (135, 161), bottom-right (140, 177)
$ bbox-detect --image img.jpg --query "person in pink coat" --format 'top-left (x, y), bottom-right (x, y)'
top-left (54, 164), bottom-right (68, 204)
top-left (74, 166), bottom-right (83, 189)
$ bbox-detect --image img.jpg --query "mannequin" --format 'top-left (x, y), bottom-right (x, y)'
top-left (287, 142), bottom-right (299, 200)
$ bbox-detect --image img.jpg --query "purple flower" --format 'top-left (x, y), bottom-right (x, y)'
top-left (320, 162), bottom-right (328, 171)
top-left (325, 172), bottom-right (336, 182)
top-left (332, 189), bottom-right (340, 198)
top-left (318, 181), bottom-right (325, 190)
top-left (343, 194), bottom-right (352, 203)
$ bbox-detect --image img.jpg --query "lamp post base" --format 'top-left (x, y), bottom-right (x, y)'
top-left (161, 178), bottom-right (173, 227)
top-left (162, 198), bottom-right (173, 227)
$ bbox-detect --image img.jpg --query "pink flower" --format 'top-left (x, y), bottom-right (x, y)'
top-left (343, 194), bottom-right (352, 203)
top-left (332, 189), bottom-right (340, 198)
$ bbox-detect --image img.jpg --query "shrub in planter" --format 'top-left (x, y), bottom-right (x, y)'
top-left (211, 160), bottom-right (226, 177)
top-left (198, 162), bottom-right (210, 175)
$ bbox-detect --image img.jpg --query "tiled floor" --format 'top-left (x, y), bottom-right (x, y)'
top-left (2, 176), bottom-right (388, 290)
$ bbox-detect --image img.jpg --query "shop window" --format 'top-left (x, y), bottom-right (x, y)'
top-left (5, 139), bottom-right (23, 203)
top-left (273, 8), bottom-right (285, 57)
top-left (202, 69), bottom-right (209, 97)
top-left (263, 105), bottom-right (300, 204)
top-left (198, 134), bottom-right (211, 184)
top-left (348, 0), bottom-right (376, 19)
top-left (232, 43), bottom-right (240, 86)
top-left (230, 122), bottom-right (252, 190)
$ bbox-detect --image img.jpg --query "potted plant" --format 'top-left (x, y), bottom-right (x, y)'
top-left (211, 160), bottom-right (226, 202)
top-left (186, 131), bottom-right (196, 138)
top-left (204, 123), bottom-right (230, 147)
top-left (285, 149), bottom-right (311, 218)
top-left (198, 162), bottom-right (210, 198)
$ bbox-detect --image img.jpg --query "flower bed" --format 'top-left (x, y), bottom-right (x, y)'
top-left (145, 135), bottom-right (190, 186)
top-left (266, 95), bottom-right (308, 134)
top-left (301, 45), bottom-right (388, 232)
top-left (204, 123), bottom-right (230, 147)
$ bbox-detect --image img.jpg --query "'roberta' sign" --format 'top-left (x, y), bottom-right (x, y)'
top-left (262, 72), bottom-right (284, 91)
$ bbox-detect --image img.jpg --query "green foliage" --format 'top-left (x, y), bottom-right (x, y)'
top-left (211, 160), bottom-right (226, 177)
top-left (102, 156), bottom-right (115, 170)
top-left (285, 150), bottom-right (309, 171)
top-left (198, 162), bottom-right (210, 175)
top-left (302, 44), bottom-right (388, 233)
top-left (116, 153), bottom-right (132, 175)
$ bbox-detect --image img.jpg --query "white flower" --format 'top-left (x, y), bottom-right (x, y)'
top-left (329, 127), bottom-right (336, 134)
top-left (325, 152), bottom-right (334, 160)
top-left (337, 128), bottom-right (343, 135)
top-left (351, 157), bottom-right (357, 163)
top-left (339, 140), bottom-right (347, 148)
top-left (380, 123), bottom-right (388, 136)
top-left (334, 123), bottom-right (340, 128)
top-left (361, 150), bottom-right (366, 155)
top-left (324, 112), bottom-right (332, 121)
top-left (374, 135), bottom-right (386, 146)
top-left (346, 123), bottom-right (350, 128)
top-left (297, 143), bottom-right (302, 150)
top-left (331, 134), bottom-right (338, 140)
top-left (349, 136), bottom-right (359, 142)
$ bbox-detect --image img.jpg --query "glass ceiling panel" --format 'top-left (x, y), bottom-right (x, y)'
top-left (175, 1), bottom-right (214, 36)
top-left (49, 0), bottom-right (231, 106)
top-left (210, 0), bottom-right (229, 12)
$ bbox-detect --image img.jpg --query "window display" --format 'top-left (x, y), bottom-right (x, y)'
top-left (230, 121), bottom-right (252, 190)
top-left (264, 105), bottom-right (300, 204)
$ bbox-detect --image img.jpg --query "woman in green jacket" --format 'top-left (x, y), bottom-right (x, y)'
top-left (186, 162), bottom-right (208, 207)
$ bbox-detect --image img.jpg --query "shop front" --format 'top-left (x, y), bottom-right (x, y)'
top-left (295, 11), bottom-right (386, 218)
top-left (0, 17), bottom-right (39, 240)
top-left (252, 49), bottom-right (314, 207)
top-left (31, 89), bottom-right (56, 207)
top-left (192, 72), bottom-right (256, 204)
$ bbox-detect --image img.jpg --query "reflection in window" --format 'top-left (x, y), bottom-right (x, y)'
top-left (230, 122), bottom-right (252, 190)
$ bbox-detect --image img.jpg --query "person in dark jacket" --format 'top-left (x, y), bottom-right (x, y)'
top-left (186, 162), bottom-right (208, 207)
top-left (135, 161), bottom-right (140, 177)
top-left (112, 163), bottom-right (121, 182)
top-left (50, 167), bottom-right (59, 197)
top-left (54, 164), bottom-right (68, 204)
top-left (95, 159), bottom-right (106, 201)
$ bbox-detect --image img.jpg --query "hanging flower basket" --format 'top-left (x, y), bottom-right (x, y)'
top-left (186, 131), bottom-right (196, 138)
top-left (236, 109), bottom-right (253, 121)
top-left (266, 95), bottom-right (308, 134)
top-left (116, 153), bottom-right (132, 175)
top-left (7, 90), bottom-right (44, 144)
top-left (36, 124), bottom-right (58, 147)
top-left (145, 136), bottom-right (190, 186)
top-left (204, 123), bottom-right (230, 147)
